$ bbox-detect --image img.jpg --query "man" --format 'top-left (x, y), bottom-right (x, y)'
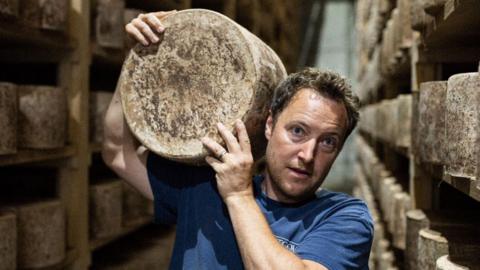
top-left (103, 11), bottom-right (373, 270)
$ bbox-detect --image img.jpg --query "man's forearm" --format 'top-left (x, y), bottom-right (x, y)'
top-left (102, 87), bottom-right (138, 162)
top-left (225, 195), bottom-right (325, 270)
top-left (101, 86), bottom-right (152, 199)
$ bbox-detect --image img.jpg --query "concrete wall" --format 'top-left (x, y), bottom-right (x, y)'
top-left (314, 0), bottom-right (358, 193)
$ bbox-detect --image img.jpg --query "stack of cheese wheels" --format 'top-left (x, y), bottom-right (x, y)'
top-left (119, 9), bottom-right (287, 164)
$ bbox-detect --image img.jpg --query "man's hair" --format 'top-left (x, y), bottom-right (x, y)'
top-left (270, 67), bottom-right (360, 139)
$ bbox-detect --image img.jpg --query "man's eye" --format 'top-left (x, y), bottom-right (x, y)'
top-left (321, 137), bottom-right (337, 148)
top-left (291, 126), bottom-right (304, 136)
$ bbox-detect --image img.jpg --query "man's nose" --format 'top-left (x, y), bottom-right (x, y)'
top-left (298, 139), bottom-right (316, 163)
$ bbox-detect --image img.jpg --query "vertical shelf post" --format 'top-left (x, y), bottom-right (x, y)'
top-left (57, 0), bottom-right (91, 268)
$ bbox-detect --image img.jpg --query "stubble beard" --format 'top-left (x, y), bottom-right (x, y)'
top-left (264, 160), bottom-right (317, 204)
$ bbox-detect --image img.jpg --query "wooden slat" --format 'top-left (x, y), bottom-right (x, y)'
top-left (0, 146), bottom-right (75, 167)
top-left (0, 19), bottom-right (72, 49)
top-left (126, 0), bottom-right (191, 11)
top-left (91, 42), bottom-right (126, 68)
top-left (56, 0), bottom-right (91, 268)
top-left (34, 249), bottom-right (78, 270)
top-left (442, 174), bottom-right (480, 203)
top-left (89, 216), bottom-right (153, 251)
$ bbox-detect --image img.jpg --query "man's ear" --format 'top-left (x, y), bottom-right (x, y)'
top-left (265, 113), bottom-right (273, 141)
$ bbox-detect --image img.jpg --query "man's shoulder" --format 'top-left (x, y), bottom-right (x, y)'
top-left (313, 189), bottom-right (372, 223)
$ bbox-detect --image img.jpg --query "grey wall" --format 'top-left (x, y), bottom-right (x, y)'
top-left (314, 0), bottom-right (358, 193)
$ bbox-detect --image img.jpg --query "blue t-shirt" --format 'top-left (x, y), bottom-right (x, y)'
top-left (147, 153), bottom-right (373, 270)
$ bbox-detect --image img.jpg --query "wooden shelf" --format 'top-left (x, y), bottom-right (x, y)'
top-left (414, 161), bottom-right (480, 203)
top-left (359, 130), bottom-right (411, 159)
top-left (0, 19), bottom-right (73, 50)
top-left (91, 42), bottom-right (126, 67)
top-left (89, 216), bottom-right (153, 251)
top-left (126, 0), bottom-right (189, 11)
top-left (442, 174), bottom-right (480, 203)
top-left (32, 249), bottom-right (78, 270)
top-left (0, 146), bottom-right (75, 167)
top-left (424, 0), bottom-right (480, 47)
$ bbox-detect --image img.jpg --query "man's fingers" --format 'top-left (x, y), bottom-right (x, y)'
top-left (153, 10), bottom-right (177, 20)
top-left (205, 156), bottom-right (223, 171)
top-left (201, 137), bottom-right (228, 160)
top-left (132, 18), bottom-right (159, 43)
top-left (235, 120), bottom-right (251, 152)
top-left (125, 23), bottom-right (149, 46)
top-left (216, 123), bottom-right (241, 153)
top-left (142, 13), bottom-right (165, 33)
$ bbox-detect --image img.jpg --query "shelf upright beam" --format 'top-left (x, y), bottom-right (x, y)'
top-left (409, 33), bottom-right (443, 210)
top-left (57, 0), bottom-right (91, 268)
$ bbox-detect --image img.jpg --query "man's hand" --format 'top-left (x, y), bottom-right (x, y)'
top-left (125, 10), bottom-right (177, 46)
top-left (201, 119), bottom-right (255, 202)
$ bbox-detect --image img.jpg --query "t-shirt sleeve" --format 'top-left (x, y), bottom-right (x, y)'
top-left (295, 202), bottom-right (374, 270)
top-left (146, 152), bottom-right (190, 225)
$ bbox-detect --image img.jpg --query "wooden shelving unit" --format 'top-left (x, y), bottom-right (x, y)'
top-left (1, 0), bottom-right (306, 268)
top-left (0, 147), bottom-right (76, 167)
top-left (0, 20), bottom-right (72, 49)
top-left (355, 0), bottom-right (480, 268)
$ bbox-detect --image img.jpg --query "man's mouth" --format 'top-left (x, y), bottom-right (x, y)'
top-left (288, 167), bottom-right (311, 176)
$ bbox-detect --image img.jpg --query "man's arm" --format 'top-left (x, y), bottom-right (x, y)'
top-left (102, 85), bottom-right (152, 200)
top-left (201, 120), bottom-right (327, 270)
top-left (102, 10), bottom-right (177, 199)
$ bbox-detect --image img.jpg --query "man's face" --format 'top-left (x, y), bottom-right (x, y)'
top-left (264, 88), bottom-right (348, 203)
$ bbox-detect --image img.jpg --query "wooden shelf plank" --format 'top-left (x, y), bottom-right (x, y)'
top-left (91, 42), bottom-right (126, 67)
top-left (0, 146), bottom-right (75, 167)
top-left (418, 163), bottom-right (480, 203)
top-left (0, 19), bottom-right (73, 50)
top-left (31, 249), bottom-right (78, 270)
top-left (442, 174), bottom-right (480, 203)
top-left (125, 0), bottom-right (191, 11)
top-left (359, 130), bottom-right (411, 159)
top-left (424, 0), bottom-right (480, 47)
top-left (89, 216), bottom-right (153, 251)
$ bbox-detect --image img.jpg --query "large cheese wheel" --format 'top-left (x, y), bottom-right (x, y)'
top-left (445, 73), bottom-right (479, 179)
top-left (95, 0), bottom-right (125, 49)
top-left (15, 200), bottom-right (66, 268)
top-left (90, 180), bottom-right (122, 238)
top-left (418, 229), bottom-right (449, 270)
top-left (18, 85), bottom-right (66, 149)
top-left (436, 255), bottom-right (468, 270)
top-left (119, 9), bottom-right (287, 164)
top-left (418, 81), bottom-right (447, 165)
top-left (122, 181), bottom-right (151, 224)
top-left (20, 0), bottom-right (68, 31)
top-left (406, 210), bottom-right (429, 270)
